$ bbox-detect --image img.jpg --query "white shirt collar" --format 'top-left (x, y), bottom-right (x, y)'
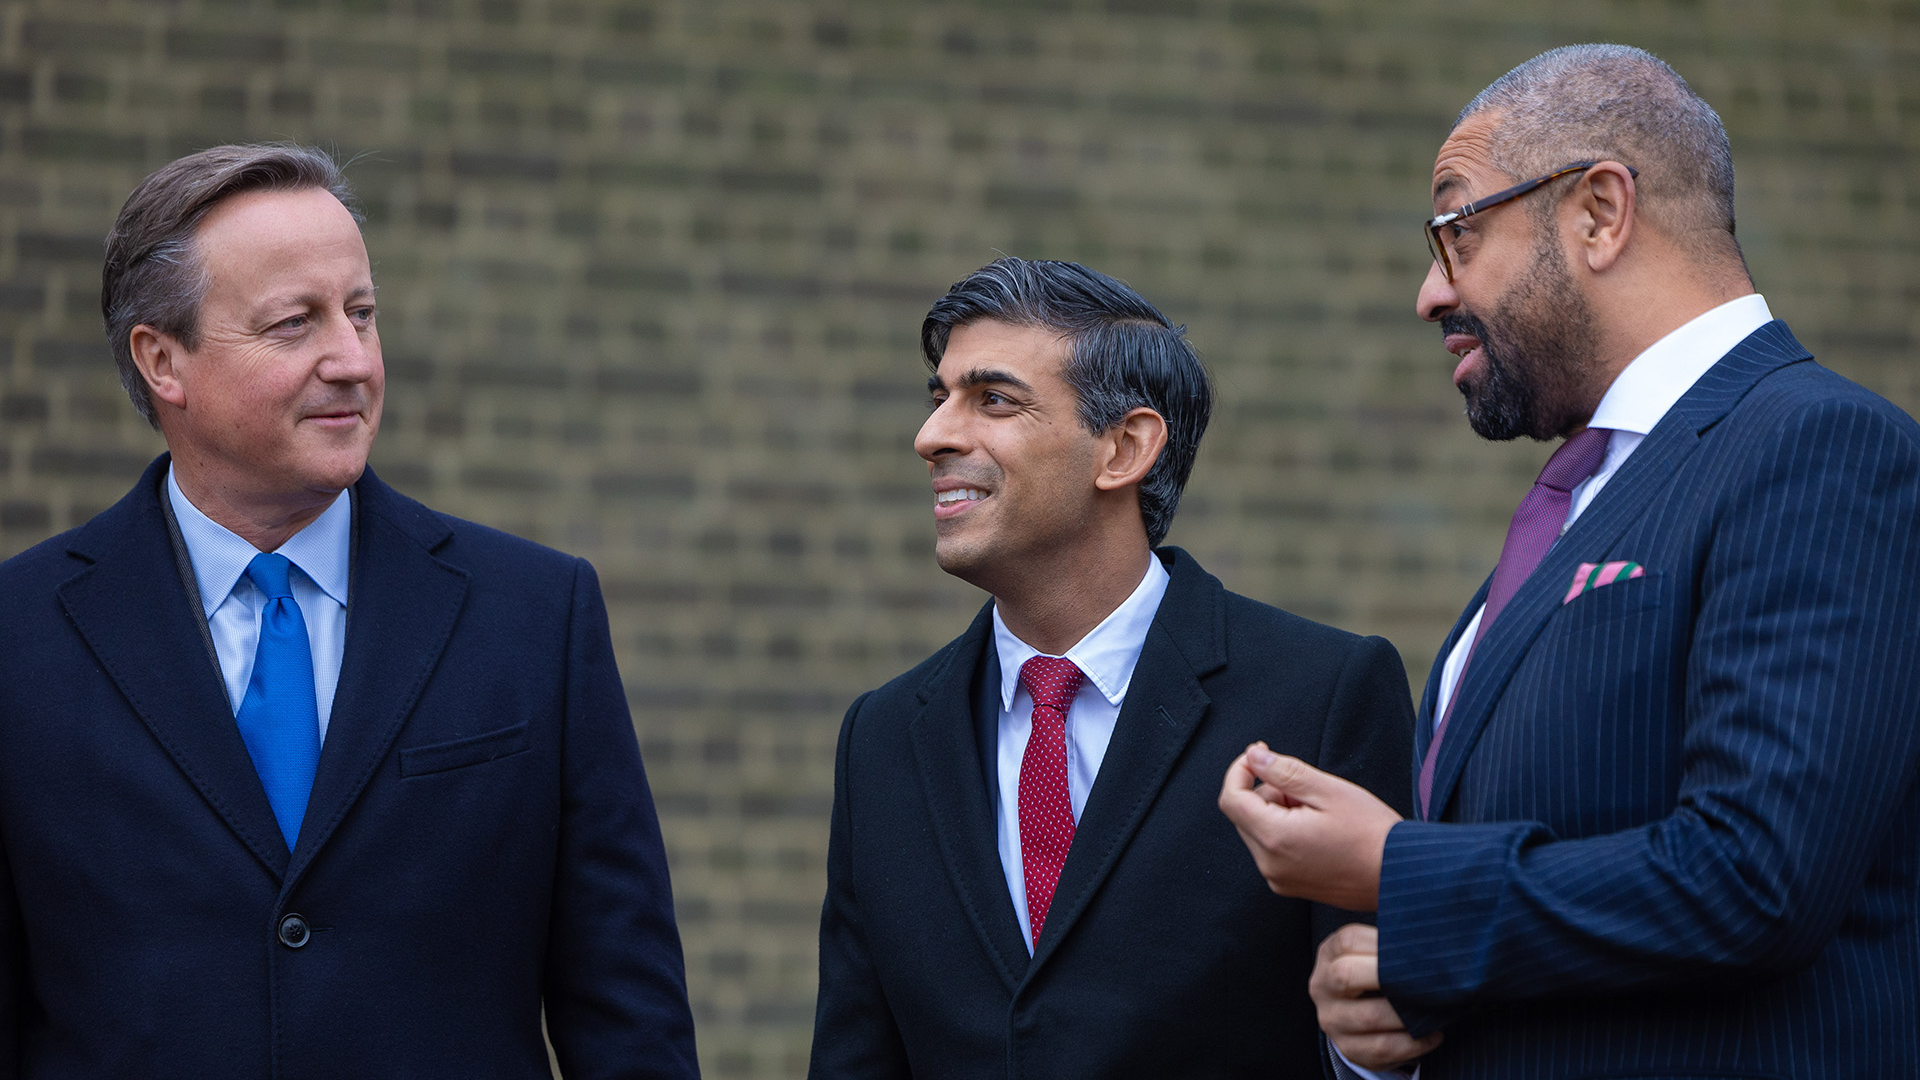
top-left (1588, 293), bottom-right (1773, 436)
top-left (992, 553), bottom-right (1172, 711)
top-left (166, 464), bottom-right (353, 615)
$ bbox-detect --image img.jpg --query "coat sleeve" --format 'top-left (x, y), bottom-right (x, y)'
top-left (0, 830), bottom-right (20, 1078)
top-left (1308, 633), bottom-right (1416, 948)
top-left (1377, 395), bottom-right (1920, 1035)
top-left (807, 692), bottom-right (912, 1079)
top-left (542, 558), bottom-right (700, 1079)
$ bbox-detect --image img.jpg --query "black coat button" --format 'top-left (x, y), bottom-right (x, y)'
top-left (278, 914), bottom-right (310, 949)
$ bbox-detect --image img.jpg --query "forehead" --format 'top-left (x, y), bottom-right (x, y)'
top-left (937, 319), bottom-right (1072, 380)
top-left (193, 186), bottom-right (369, 282)
top-left (1431, 110), bottom-right (1507, 208)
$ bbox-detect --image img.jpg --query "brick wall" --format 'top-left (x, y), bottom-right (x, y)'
top-left (1, 1), bottom-right (1914, 1075)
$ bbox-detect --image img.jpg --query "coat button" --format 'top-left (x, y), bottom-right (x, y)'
top-left (278, 914), bottom-right (310, 949)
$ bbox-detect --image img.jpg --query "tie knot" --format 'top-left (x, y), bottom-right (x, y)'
top-left (1019, 655), bottom-right (1085, 712)
top-left (1537, 426), bottom-right (1612, 493)
top-left (245, 552), bottom-right (296, 600)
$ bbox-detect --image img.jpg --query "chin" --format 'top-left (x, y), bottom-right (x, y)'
top-left (299, 453), bottom-right (371, 495)
top-left (932, 536), bottom-right (997, 587)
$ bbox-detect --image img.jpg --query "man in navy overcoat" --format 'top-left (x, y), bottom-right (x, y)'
top-left (0, 145), bottom-right (697, 1079)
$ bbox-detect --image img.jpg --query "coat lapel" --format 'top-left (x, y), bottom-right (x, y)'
top-left (56, 456), bottom-right (292, 879)
top-left (907, 607), bottom-right (1032, 992)
top-left (1425, 321), bottom-right (1813, 818)
top-left (1027, 548), bottom-right (1223, 975)
top-left (286, 469), bottom-right (469, 882)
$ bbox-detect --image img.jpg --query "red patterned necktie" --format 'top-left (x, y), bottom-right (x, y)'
top-left (1418, 426), bottom-right (1611, 816)
top-left (1017, 655), bottom-right (1085, 946)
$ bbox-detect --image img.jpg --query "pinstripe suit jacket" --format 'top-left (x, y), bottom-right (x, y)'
top-left (1377, 322), bottom-right (1920, 1079)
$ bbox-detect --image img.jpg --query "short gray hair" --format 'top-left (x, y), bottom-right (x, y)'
top-left (1459, 44), bottom-right (1746, 273)
top-left (101, 143), bottom-right (360, 427)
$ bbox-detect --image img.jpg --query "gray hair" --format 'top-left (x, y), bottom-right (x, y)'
top-left (1459, 44), bottom-right (1746, 273)
top-left (101, 143), bottom-right (360, 427)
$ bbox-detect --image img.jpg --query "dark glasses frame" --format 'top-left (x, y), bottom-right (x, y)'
top-left (1424, 161), bottom-right (1638, 282)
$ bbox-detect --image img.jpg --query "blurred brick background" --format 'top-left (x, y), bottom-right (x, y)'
top-left (0, 0), bottom-right (1914, 1075)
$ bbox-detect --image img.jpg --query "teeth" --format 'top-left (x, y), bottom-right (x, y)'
top-left (936, 488), bottom-right (985, 506)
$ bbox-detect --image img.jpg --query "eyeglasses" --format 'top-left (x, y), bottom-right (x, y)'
top-left (1424, 161), bottom-right (1637, 282)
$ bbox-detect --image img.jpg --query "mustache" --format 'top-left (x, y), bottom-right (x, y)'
top-left (1440, 311), bottom-right (1488, 340)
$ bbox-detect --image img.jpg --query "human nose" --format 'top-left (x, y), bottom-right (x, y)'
top-left (1415, 260), bottom-right (1458, 323)
top-left (914, 397), bottom-right (966, 464)
top-left (319, 311), bottom-right (382, 384)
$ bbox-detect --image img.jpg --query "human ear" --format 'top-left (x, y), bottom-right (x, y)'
top-left (129, 325), bottom-right (189, 410)
top-left (1575, 161), bottom-right (1636, 273)
top-left (1094, 407), bottom-right (1170, 492)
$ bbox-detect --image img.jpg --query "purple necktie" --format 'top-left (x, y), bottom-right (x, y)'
top-left (1418, 426), bottom-right (1611, 816)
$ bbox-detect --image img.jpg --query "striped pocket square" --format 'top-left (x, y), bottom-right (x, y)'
top-left (1564, 560), bottom-right (1645, 604)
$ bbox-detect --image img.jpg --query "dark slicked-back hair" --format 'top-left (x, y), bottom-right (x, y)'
top-left (1459, 44), bottom-right (1748, 276)
top-left (921, 257), bottom-right (1212, 547)
top-left (102, 143), bottom-right (360, 427)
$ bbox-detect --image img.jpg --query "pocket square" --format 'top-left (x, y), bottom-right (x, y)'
top-left (1564, 560), bottom-right (1645, 604)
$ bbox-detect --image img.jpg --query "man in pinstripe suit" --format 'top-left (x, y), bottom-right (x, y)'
top-left (1221, 45), bottom-right (1920, 1079)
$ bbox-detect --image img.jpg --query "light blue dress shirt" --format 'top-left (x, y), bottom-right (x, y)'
top-left (166, 466), bottom-right (351, 740)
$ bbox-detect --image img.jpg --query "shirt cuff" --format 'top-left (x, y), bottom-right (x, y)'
top-left (1329, 1040), bottom-right (1418, 1080)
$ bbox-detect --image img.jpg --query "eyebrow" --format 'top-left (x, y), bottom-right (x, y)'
top-left (927, 367), bottom-right (1035, 395)
top-left (1432, 174), bottom-right (1468, 205)
top-left (263, 284), bottom-right (380, 310)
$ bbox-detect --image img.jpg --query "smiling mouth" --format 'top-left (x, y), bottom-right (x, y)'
top-left (935, 488), bottom-right (987, 507)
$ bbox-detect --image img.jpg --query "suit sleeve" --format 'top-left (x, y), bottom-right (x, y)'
top-left (1309, 633), bottom-right (1416, 947)
top-left (1378, 395), bottom-right (1920, 1035)
top-left (808, 693), bottom-right (912, 1079)
top-left (542, 559), bottom-right (700, 1079)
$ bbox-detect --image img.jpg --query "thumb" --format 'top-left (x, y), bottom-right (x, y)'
top-left (1245, 743), bottom-right (1333, 808)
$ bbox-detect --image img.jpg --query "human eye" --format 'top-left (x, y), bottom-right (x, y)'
top-left (349, 304), bottom-right (377, 326)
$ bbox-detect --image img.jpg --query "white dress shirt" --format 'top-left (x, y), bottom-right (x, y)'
top-left (1346, 295), bottom-right (1777, 1080)
top-left (991, 553), bottom-right (1171, 953)
top-left (166, 466), bottom-right (352, 738)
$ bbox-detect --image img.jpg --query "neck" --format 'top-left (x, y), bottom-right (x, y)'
top-left (170, 463), bottom-right (340, 553)
top-left (991, 545), bottom-right (1154, 656)
top-left (1585, 250), bottom-right (1756, 406)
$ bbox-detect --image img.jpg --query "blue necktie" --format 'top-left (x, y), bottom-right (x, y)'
top-left (234, 553), bottom-right (322, 850)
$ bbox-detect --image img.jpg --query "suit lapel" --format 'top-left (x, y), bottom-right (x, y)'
top-left (286, 470), bottom-right (469, 881)
top-left (1413, 579), bottom-right (1487, 797)
top-left (1027, 549), bottom-right (1223, 975)
top-left (57, 457), bottom-right (292, 878)
top-left (1426, 321), bottom-right (1813, 818)
top-left (907, 607), bottom-right (1031, 992)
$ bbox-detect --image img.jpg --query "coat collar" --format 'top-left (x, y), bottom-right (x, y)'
top-left (905, 547), bottom-right (1227, 988)
top-left (60, 455), bottom-right (292, 876)
top-left (57, 456), bottom-right (470, 886)
top-left (908, 604), bottom-right (1032, 991)
top-left (284, 468), bottom-right (467, 885)
top-left (1422, 321), bottom-right (1813, 819)
top-left (1027, 547), bottom-right (1221, 976)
